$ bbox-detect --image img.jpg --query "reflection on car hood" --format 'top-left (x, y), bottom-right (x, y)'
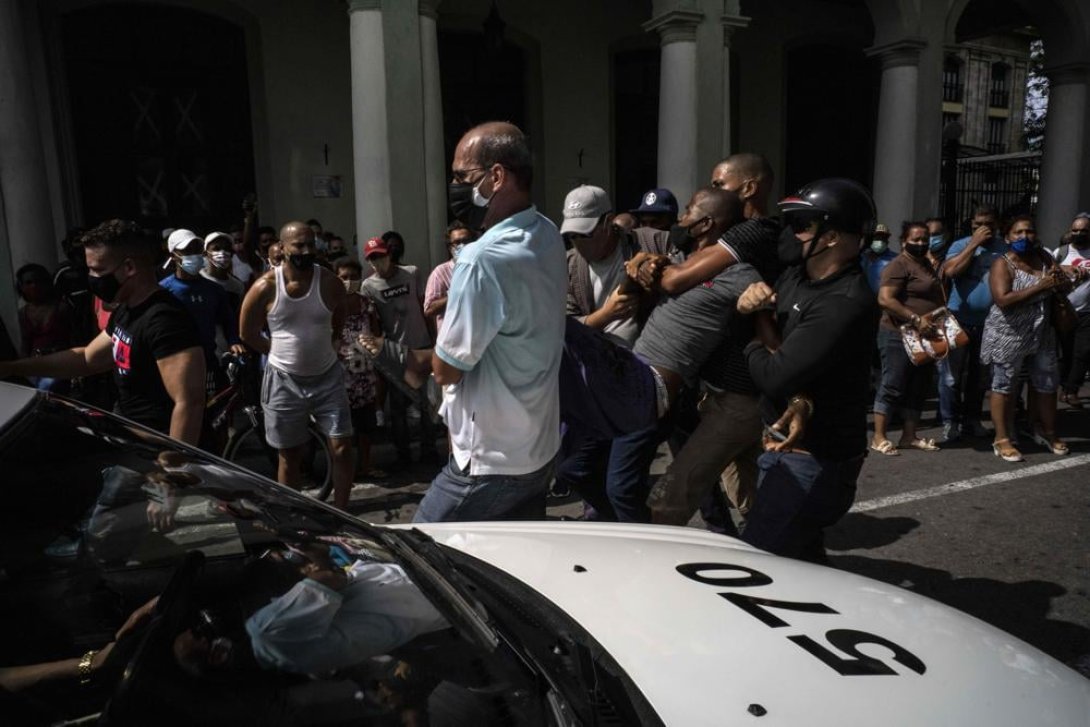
top-left (411, 521), bottom-right (1090, 727)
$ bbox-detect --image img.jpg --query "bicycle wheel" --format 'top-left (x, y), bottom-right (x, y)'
top-left (224, 421), bottom-right (334, 501)
top-left (223, 421), bottom-right (279, 483)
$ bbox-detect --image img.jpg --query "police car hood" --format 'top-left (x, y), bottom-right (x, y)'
top-left (414, 521), bottom-right (1090, 726)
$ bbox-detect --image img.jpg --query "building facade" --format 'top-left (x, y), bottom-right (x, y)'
top-left (2, 0), bottom-right (1090, 339)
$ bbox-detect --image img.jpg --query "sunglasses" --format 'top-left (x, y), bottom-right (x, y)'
top-left (785, 212), bottom-right (826, 234)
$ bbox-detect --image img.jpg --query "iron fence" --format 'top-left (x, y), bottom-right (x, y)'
top-left (940, 149), bottom-right (1041, 235)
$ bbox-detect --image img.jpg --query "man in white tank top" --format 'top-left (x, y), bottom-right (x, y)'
top-left (240, 221), bottom-right (354, 508)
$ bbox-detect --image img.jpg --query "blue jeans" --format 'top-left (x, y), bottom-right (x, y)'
top-left (555, 422), bottom-right (661, 522)
top-left (937, 323), bottom-right (986, 425)
top-left (413, 456), bottom-right (555, 522)
top-left (741, 451), bottom-right (863, 561)
top-left (873, 328), bottom-right (931, 420)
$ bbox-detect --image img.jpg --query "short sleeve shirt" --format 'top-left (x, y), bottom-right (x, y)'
top-left (878, 254), bottom-right (945, 330)
top-left (945, 235), bottom-right (1007, 325)
top-left (435, 206), bottom-right (567, 476)
top-left (1055, 243), bottom-right (1090, 312)
top-left (424, 260), bottom-right (455, 331)
top-left (362, 266), bottom-right (432, 349)
top-left (106, 289), bottom-right (201, 433)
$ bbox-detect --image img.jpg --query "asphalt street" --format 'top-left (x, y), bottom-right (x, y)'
top-left (341, 389), bottom-right (1090, 672)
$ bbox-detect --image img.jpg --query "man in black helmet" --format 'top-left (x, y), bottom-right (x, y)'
top-left (734, 178), bottom-right (879, 561)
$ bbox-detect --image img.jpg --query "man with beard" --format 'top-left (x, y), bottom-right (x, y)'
top-left (0, 220), bottom-right (205, 444)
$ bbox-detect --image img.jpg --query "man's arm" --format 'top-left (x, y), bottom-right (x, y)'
top-left (239, 274), bottom-right (274, 355)
top-left (941, 226), bottom-right (991, 278)
top-left (432, 352), bottom-right (463, 386)
top-left (0, 330), bottom-right (114, 380)
top-left (157, 347), bottom-right (206, 445)
top-left (325, 270), bottom-right (348, 349)
top-left (746, 296), bottom-right (868, 401)
top-left (657, 244), bottom-right (736, 294)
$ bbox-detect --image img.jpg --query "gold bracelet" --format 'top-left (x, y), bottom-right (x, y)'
top-left (78, 649), bottom-right (98, 685)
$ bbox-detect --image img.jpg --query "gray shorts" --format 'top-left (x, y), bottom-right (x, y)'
top-left (261, 363), bottom-right (352, 449)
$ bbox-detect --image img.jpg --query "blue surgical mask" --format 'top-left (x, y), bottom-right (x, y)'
top-left (1010, 237), bottom-right (1031, 256)
top-left (178, 254), bottom-right (204, 275)
top-left (929, 234), bottom-right (945, 252)
top-left (869, 239), bottom-right (888, 255)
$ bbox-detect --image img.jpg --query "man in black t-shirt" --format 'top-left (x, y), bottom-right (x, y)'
top-left (0, 220), bottom-right (205, 444)
top-left (735, 178), bottom-right (879, 562)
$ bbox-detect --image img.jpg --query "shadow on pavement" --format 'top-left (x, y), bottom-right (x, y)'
top-left (829, 553), bottom-right (1090, 667)
top-left (825, 512), bottom-right (921, 551)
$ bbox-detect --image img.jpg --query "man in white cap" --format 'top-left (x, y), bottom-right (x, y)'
top-left (160, 230), bottom-right (244, 395)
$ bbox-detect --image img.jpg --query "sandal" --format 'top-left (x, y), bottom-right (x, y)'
top-left (1060, 392), bottom-right (1084, 410)
top-left (869, 439), bottom-right (900, 456)
top-left (900, 437), bottom-right (940, 451)
top-left (992, 438), bottom-right (1024, 463)
top-left (1031, 430), bottom-right (1069, 456)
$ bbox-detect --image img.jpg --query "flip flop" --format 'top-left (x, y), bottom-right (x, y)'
top-left (900, 437), bottom-right (940, 451)
top-left (869, 439), bottom-right (900, 456)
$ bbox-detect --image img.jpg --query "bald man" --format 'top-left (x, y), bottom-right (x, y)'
top-left (416, 121), bottom-right (567, 522)
top-left (240, 220), bottom-right (354, 509)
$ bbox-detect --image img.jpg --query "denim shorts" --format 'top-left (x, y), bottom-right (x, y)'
top-left (262, 363), bottom-right (353, 449)
top-left (989, 347), bottom-right (1058, 395)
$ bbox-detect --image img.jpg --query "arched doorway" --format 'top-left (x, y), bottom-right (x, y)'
top-left (783, 43), bottom-right (879, 195)
top-left (61, 4), bottom-right (256, 231)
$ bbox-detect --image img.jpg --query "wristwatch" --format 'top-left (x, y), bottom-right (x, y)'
top-left (78, 649), bottom-right (98, 685)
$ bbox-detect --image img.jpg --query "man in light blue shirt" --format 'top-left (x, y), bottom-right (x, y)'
top-left (938, 204), bottom-right (1007, 441)
top-left (860, 222), bottom-right (897, 293)
top-left (415, 122), bottom-right (567, 522)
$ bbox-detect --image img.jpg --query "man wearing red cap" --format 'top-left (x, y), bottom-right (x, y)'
top-left (361, 235), bottom-right (437, 465)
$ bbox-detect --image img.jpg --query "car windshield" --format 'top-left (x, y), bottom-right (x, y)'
top-left (0, 392), bottom-right (545, 726)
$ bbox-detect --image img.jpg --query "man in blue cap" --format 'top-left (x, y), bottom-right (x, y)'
top-left (631, 188), bottom-right (679, 232)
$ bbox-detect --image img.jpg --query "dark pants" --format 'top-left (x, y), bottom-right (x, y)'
top-left (938, 322), bottom-right (987, 425)
top-left (413, 456), bottom-right (554, 522)
top-left (873, 328), bottom-right (932, 420)
top-left (1060, 312), bottom-right (1090, 394)
top-left (555, 423), bottom-right (662, 523)
top-left (741, 451), bottom-right (863, 562)
top-left (390, 386), bottom-right (438, 462)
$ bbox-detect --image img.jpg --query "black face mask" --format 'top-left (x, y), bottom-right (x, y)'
top-left (777, 226), bottom-right (804, 267)
top-left (448, 182), bottom-right (487, 230)
top-left (87, 269), bottom-right (123, 303)
top-left (668, 223), bottom-right (693, 254)
top-left (904, 243), bottom-right (929, 259)
top-left (288, 253), bottom-right (316, 270)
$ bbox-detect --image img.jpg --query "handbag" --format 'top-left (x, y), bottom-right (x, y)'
top-left (900, 309), bottom-right (956, 366)
top-left (899, 267), bottom-right (968, 365)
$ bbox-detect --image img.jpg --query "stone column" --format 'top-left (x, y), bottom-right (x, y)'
top-left (719, 14), bottom-right (749, 159)
top-left (0, 1), bottom-right (55, 271)
top-left (644, 9), bottom-right (702, 209)
top-left (348, 0), bottom-right (393, 253)
top-left (1036, 63), bottom-right (1089, 246)
top-left (0, 0), bottom-right (57, 345)
top-left (419, 0), bottom-right (447, 268)
top-left (867, 39), bottom-right (925, 238)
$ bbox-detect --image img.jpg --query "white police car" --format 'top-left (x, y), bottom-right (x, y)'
top-left (0, 382), bottom-right (1087, 725)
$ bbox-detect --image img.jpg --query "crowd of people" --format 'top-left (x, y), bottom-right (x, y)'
top-left (3, 119), bottom-right (1089, 563)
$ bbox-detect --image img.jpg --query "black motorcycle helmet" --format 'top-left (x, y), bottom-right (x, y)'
top-left (778, 177), bottom-right (877, 237)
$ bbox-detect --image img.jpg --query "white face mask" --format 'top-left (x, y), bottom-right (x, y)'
top-left (450, 243), bottom-right (465, 261)
top-left (208, 250), bottom-right (232, 269)
top-left (471, 174), bottom-right (493, 208)
top-left (343, 278), bottom-right (362, 294)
